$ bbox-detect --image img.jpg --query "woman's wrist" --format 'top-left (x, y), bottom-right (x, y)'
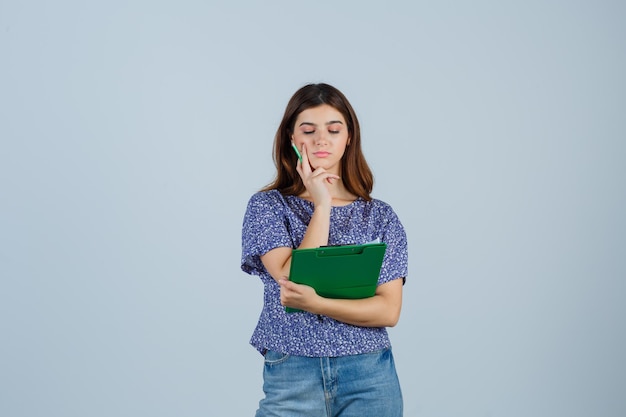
top-left (313, 201), bottom-right (332, 212)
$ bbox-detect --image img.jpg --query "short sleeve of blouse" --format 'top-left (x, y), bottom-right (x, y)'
top-left (378, 205), bottom-right (409, 285)
top-left (241, 191), bottom-right (293, 276)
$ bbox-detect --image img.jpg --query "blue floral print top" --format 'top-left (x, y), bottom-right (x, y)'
top-left (241, 189), bottom-right (408, 357)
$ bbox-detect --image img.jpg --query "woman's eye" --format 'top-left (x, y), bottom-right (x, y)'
top-left (329, 130), bottom-right (340, 134)
top-left (303, 130), bottom-right (315, 135)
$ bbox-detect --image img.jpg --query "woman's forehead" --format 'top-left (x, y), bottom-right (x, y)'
top-left (295, 104), bottom-right (346, 124)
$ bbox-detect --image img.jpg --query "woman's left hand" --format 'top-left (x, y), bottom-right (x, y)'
top-left (278, 278), bottom-right (319, 312)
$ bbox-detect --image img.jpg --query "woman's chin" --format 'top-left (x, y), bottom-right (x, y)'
top-left (310, 161), bottom-right (340, 174)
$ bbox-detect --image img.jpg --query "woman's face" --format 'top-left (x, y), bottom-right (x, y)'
top-left (291, 104), bottom-right (350, 175)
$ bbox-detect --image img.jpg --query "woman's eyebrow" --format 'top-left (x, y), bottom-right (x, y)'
top-left (298, 120), bottom-right (344, 127)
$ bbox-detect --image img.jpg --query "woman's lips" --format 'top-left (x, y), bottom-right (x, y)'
top-left (313, 151), bottom-right (330, 158)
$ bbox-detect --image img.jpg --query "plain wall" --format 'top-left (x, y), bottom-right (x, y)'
top-left (1, 1), bottom-right (625, 416)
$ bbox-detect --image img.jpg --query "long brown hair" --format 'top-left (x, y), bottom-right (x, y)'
top-left (262, 83), bottom-right (374, 200)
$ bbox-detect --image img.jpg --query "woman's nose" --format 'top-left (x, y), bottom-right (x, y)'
top-left (315, 131), bottom-right (328, 145)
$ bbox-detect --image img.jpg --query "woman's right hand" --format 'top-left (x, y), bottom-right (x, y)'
top-left (295, 143), bottom-right (340, 208)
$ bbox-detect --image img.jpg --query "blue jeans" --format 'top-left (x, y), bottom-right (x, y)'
top-left (255, 348), bottom-right (403, 417)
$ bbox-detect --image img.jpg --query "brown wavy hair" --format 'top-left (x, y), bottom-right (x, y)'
top-left (262, 83), bottom-right (374, 200)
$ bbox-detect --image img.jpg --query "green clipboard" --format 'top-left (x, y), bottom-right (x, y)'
top-left (285, 242), bottom-right (387, 313)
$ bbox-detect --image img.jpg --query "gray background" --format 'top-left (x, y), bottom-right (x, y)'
top-left (1, 1), bottom-right (625, 416)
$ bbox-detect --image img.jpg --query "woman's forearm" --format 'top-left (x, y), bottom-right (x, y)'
top-left (298, 203), bottom-right (331, 249)
top-left (262, 204), bottom-right (331, 282)
top-left (280, 278), bottom-right (403, 327)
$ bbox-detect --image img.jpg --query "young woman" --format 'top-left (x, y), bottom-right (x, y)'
top-left (241, 83), bottom-right (408, 417)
